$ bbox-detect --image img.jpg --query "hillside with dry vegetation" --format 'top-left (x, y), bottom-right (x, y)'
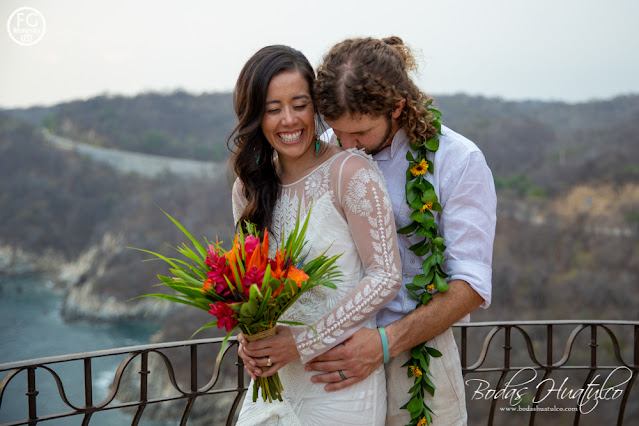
top-left (2, 93), bottom-right (638, 324)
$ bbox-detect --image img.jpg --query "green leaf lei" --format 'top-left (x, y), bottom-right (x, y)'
top-left (397, 100), bottom-right (449, 426)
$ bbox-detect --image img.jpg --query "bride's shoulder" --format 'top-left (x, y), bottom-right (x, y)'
top-left (329, 148), bottom-right (383, 178)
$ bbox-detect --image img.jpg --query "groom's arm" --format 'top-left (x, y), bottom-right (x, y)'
top-left (306, 279), bottom-right (483, 391)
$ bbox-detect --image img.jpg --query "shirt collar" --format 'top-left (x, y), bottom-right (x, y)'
top-left (373, 129), bottom-right (409, 161)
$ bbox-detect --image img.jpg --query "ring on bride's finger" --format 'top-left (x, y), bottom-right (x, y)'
top-left (338, 370), bottom-right (346, 380)
top-left (266, 358), bottom-right (272, 367)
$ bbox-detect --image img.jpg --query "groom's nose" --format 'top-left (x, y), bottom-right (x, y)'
top-left (338, 134), bottom-right (357, 149)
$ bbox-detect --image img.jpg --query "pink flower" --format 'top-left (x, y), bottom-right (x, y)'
top-left (244, 235), bottom-right (260, 259)
top-left (208, 302), bottom-right (238, 332)
top-left (242, 266), bottom-right (265, 298)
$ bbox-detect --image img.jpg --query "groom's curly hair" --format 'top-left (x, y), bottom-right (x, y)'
top-left (315, 36), bottom-right (438, 143)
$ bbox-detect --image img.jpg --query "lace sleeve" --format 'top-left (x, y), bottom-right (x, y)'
top-left (291, 151), bottom-right (402, 363)
top-left (232, 178), bottom-right (247, 226)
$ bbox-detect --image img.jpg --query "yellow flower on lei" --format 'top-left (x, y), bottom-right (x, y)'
top-left (420, 202), bottom-right (433, 212)
top-left (417, 417), bottom-right (427, 426)
top-left (409, 365), bottom-right (423, 377)
top-left (410, 158), bottom-right (429, 177)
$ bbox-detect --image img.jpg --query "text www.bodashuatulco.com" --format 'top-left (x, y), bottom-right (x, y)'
top-left (500, 406), bottom-right (578, 412)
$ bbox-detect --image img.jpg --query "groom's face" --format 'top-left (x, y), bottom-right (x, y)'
top-left (326, 113), bottom-right (396, 156)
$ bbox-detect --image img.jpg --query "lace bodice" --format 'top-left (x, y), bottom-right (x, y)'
top-left (232, 149), bottom-right (402, 363)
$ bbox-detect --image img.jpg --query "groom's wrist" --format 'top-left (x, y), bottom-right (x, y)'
top-left (385, 321), bottom-right (408, 358)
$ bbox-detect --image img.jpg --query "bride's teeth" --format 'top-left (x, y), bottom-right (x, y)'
top-left (279, 130), bottom-right (302, 142)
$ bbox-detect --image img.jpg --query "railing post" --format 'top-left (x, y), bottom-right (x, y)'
top-left (547, 324), bottom-right (553, 366)
top-left (503, 325), bottom-right (511, 369)
top-left (139, 352), bottom-right (149, 402)
top-left (84, 358), bottom-right (93, 407)
top-left (589, 324), bottom-right (598, 368)
top-left (26, 367), bottom-right (38, 425)
top-left (461, 326), bottom-right (467, 373)
top-left (634, 324), bottom-right (638, 367)
top-left (190, 345), bottom-right (198, 392)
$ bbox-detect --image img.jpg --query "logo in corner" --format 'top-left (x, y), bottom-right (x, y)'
top-left (7, 7), bottom-right (46, 46)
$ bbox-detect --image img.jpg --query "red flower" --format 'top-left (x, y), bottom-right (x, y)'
top-left (208, 302), bottom-right (238, 332)
top-left (205, 245), bottom-right (231, 286)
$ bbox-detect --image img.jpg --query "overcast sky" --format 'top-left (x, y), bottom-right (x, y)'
top-left (2, 0), bottom-right (638, 108)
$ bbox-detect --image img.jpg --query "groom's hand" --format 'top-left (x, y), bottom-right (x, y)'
top-left (304, 328), bottom-right (383, 391)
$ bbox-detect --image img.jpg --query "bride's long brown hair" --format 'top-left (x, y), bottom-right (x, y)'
top-left (227, 45), bottom-right (318, 233)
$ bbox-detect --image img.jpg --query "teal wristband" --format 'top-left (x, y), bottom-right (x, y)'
top-left (378, 327), bottom-right (389, 364)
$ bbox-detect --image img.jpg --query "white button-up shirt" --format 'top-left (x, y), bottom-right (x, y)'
top-left (322, 125), bottom-right (496, 326)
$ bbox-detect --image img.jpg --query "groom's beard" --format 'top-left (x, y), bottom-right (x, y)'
top-left (367, 114), bottom-right (394, 156)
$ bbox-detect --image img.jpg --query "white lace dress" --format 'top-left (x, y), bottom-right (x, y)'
top-left (232, 149), bottom-right (402, 426)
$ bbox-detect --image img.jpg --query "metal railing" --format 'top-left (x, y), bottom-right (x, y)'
top-left (0, 338), bottom-right (246, 426)
top-left (1, 320), bottom-right (637, 425)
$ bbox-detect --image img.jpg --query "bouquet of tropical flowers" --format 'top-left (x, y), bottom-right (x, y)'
top-left (134, 209), bottom-right (342, 403)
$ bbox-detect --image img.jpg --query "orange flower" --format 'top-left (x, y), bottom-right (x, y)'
top-left (202, 278), bottom-right (215, 294)
top-left (269, 249), bottom-right (287, 280)
top-left (262, 229), bottom-right (269, 259)
top-left (285, 265), bottom-right (309, 288)
top-left (225, 235), bottom-right (240, 267)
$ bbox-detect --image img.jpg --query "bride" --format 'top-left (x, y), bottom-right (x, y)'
top-left (228, 45), bottom-right (402, 425)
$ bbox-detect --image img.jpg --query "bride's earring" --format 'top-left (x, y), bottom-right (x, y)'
top-left (315, 139), bottom-right (320, 154)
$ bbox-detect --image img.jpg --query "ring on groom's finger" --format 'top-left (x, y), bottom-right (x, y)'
top-left (338, 370), bottom-right (346, 380)
top-left (266, 358), bottom-right (272, 367)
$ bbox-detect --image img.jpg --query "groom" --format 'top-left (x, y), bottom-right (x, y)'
top-left (239, 36), bottom-right (496, 425)
top-left (308, 37), bottom-right (495, 425)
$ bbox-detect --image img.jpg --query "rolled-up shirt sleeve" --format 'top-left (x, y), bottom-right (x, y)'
top-left (438, 150), bottom-right (496, 309)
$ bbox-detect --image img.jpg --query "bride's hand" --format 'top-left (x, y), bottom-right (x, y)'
top-left (238, 325), bottom-right (300, 378)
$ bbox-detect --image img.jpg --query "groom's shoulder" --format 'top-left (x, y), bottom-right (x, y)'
top-left (439, 125), bottom-right (483, 157)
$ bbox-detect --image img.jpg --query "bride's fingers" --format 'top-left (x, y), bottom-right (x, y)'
top-left (257, 363), bottom-right (282, 378)
top-left (243, 363), bottom-right (257, 381)
top-left (242, 345), bottom-right (272, 359)
top-left (238, 343), bottom-right (257, 368)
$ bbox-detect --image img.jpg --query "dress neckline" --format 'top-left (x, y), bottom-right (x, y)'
top-left (279, 150), bottom-right (344, 187)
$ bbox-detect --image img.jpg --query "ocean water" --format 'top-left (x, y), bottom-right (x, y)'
top-left (0, 275), bottom-right (172, 425)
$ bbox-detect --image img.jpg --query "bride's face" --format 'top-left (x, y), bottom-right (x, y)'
top-left (260, 70), bottom-right (316, 163)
